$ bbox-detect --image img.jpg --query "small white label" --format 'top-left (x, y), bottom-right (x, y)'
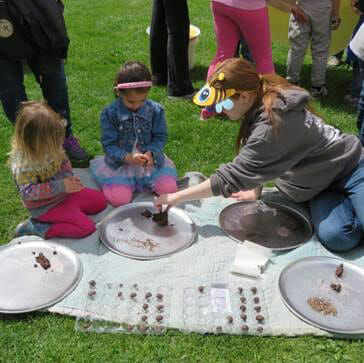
top-left (210, 287), bottom-right (231, 313)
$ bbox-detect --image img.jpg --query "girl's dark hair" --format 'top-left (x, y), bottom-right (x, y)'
top-left (114, 61), bottom-right (152, 94)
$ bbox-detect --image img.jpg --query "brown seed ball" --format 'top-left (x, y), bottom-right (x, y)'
top-left (142, 303), bottom-right (148, 310)
top-left (240, 305), bottom-right (246, 312)
top-left (226, 316), bottom-right (233, 324)
top-left (53, 251), bottom-right (57, 255)
top-left (130, 292), bottom-right (137, 299)
top-left (88, 290), bottom-right (96, 297)
top-left (141, 315), bottom-right (148, 322)
top-left (240, 297), bottom-right (246, 304)
top-left (117, 291), bottom-right (123, 298)
top-left (89, 280), bottom-right (96, 288)
top-left (257, 326), bottom-right (264, 333)
top-left (250, 287), bottom-right (257, 294)
top-left (198, 286), bottom-right (204, 293)
top-left (254, 306), bottom-right (261, 313)
top-left (237, 287), bottom-right (243, 294)
top-left (145, 292), bottom-right (152, 299)
top-left (156, 315), bottom-right (163, 322)
top-left (253, 297), bottom-right (260, 304)
top-left (241, 325), bottom-right (249, 331)
top-left (127, 324), bottom-right (134, 331)
top-left (157, 304), bottom-right (164, 311)
top-left (240, 314), bottom-right (247, 321)
top-left (156, 293), bottom-right (163, 300)
top-left (256, 314), bottom-right (264, 323)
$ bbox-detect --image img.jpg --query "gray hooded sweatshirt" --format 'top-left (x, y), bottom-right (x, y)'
top-left (210, 88), bottom-right (362, 202)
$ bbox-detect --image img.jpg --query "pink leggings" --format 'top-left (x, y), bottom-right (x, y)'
top-left (102, 175), bottom-right (178, 207)
top-left (207, 2), bottom-right (275, 78)
top-left (37, 187), bottom-right (107, 239)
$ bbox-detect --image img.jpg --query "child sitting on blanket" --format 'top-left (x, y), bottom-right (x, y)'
top-left (90, 61), bottom-right (177, 206)
top-left (11, 102), bottom-right (107, 239)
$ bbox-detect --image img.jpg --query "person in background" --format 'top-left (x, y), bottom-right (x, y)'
top-left (286, 0), bottom-right (341, 97)
top-left (149, 0), bottom-right (195, 100)
top-left (10, 102), bottom-right (107, 239)
top-left (0, 0), bottom-right (89, 166)
top-left (156, 58), bottom-right (364, 253)
top-left (90, 61), bottom-right (177, 207)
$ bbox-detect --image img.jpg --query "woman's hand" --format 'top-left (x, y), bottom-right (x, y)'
top-left (64, 176), bottom-right (84, 193)
top-left (231, 187), bottom-right (262, 201)
top-left (154, 192), bottom-right (181, 209)
top-left (291, 4), bottom-right (308, 23)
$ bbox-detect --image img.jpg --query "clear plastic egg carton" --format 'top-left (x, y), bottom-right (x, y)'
top-left (182, 283), bottom-right (268, 335)
top-left (75, 281), bottom-right (171, 334)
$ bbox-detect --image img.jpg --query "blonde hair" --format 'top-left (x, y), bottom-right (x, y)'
top-left (9, 101), bottom-right (66, 169)
top-left (209, 58), bottom-right (307, 153)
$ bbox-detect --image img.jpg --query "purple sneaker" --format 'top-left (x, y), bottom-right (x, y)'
top-left (63, 135), bottom-right (88, 162)
top-left (15, 218), bottom-right (51, 239)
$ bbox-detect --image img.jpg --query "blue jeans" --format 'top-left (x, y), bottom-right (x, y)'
top-left (0, 58), bottom-right (72, 137)
top-left (309, 159), bottom-right (364, 252)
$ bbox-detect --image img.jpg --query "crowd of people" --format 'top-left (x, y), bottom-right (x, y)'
top-left (1, 0), bottom-right (364, 253)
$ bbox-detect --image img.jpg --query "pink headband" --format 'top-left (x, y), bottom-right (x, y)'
top-left (116, 81), bottom-right (152, 89)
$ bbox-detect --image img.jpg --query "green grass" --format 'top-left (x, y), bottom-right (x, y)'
top-left (0, 0), bottom-right (363, 361)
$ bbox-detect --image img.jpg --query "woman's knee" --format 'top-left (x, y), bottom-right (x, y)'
top-left (315, 222), bottom-right (362, 252)
top-left (102, 185), bottom-right (133, 207)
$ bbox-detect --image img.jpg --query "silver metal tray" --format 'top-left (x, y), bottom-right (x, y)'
top-left (219, 200), bottom-right (312, 250)
top-left (98, 202), bottom-right (197, 260)
top-left (279, 256), bottom-right (364, 334)
top-left (0, 240), bottom-right (83, 314)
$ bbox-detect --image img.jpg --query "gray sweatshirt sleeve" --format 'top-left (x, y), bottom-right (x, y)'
top-left (210, 109), bottom-right (312, 197)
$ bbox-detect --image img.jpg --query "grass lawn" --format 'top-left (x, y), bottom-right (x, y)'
top-left (0, 0), bottom-right (363, 361)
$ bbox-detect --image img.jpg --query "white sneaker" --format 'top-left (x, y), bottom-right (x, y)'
top-left (310, 86), bottom-right (328, 98)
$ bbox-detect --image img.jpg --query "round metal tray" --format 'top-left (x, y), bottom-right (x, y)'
top-left (219, 200), bottom-right (312, 250)
top-left (0, 240), bottom-right (83, 314)
top-left (98, 202), bottom-right (197, 260)
top-left (279, 256), bottom-right (364, 334)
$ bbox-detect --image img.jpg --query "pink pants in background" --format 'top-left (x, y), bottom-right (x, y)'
top-left (37, 187), bottom-right (107, 239)
top-left (102, 175), bottom-right (178, 207)
top-left (207, 2), bottom-right (275, 78)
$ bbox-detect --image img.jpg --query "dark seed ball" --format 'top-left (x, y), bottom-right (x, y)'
top-left (157, 304), bottom-right (164, 311)
top-left (119, 283), bottom-right (123, 288)
top-left (240, 297), bottom-right (246, 304)
top-left (156, 315), bottom-right (163, 322)
top-left (198, 286), bottom-right (204, 293)
top-left (118, 228), bottom-right (123, 231)
top-left (32, 252), bottom-right (36, 255)
top-left (133, 284), bottom-right (138, 289)
top-left (254, 306), bottom-right (261, 312)
top-left (141, 315), bottom-right (148, 322)
top-left (250, 287), bottom-right (257, 294)
top-left (130, 292), bottom-right (137, 299)
top-left (256, 314), bottom-right (264, 323)
top-left (89, 280), bottom-right (96, 288)
top-left (253, 297), bottom-right (260, 304)
top-left (216, 326), bottom-right (223, 333)
top-left (145, 292), bottom-right (152, 299)
top-left (241, 325), bottom-right (249, 332)
top-left (34, 264), bottom-right (38, 268)
top-left (237, 287), bottom-right (243, 294)
top-left (226, 316), bottom-right (233, 324)
top-left (142, 303), bottom-right (148, 310)
top-left (53, 251), bottom-right (57, 255)
top-left (88, 290), bottom-right (96, 297)
top-left (257, 326), bottom-right (264, 333)
top-left (240, 314), bottom-right (247, 321)
top-left (127, 324), bottom-right (134, 331)
top-left (18, 242), bottom-right (21, 245)
top-left (156, 293), bottom-right (163, 300)
top-left (117, 292), bottom-right (123, 298)
top-left (39, 252), bottom-right (44, 257)
top-left (240, 305), bottom-right (246, 312)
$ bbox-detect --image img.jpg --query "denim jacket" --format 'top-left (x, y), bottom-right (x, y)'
top-left (101, 98), bottom-right (167, 169)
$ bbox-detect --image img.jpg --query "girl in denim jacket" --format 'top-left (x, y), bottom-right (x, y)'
top-left (90, 62), bottom-right (177, 206)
